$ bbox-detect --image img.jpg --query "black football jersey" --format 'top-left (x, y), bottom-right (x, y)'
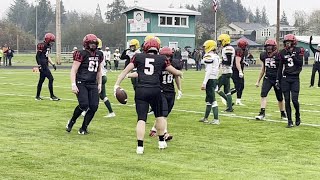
top-left (279, 47), bottom-right (304, 76)
top-left (161, 59), bottom-right (182, 93)
top-left (36, 42), bottom-right (51, 69)
top-left (233, 48), bottom-right (248, 72)
top-left (131, 53), bottom-right (170, 88)
top-left (260, 52), bottom-right (281, 79)
top-left (74, 50), bottom-right (104, 83)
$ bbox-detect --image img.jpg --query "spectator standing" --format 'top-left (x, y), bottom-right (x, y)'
top-left (0, 48), bottom-right (3, 66)
top-left (194, 49), bottom-right (202, 71)
top-left (2, 44), bottom-right (8, 66)
top-left (304, 49), bottom-right (310, 65)
top-left (181, 48), bottom-right (189, 71)
top-left (5, 47), bottom-right (14, 66)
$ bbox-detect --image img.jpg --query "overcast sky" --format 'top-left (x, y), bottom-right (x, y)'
top-left (0, 0), bottom-right (318, 24)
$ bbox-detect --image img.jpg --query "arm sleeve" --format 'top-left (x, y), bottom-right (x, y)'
top-left (202, 63), bottom-right (212, 85)
top-left (36, 51), bottom-right (41, 65)
top-left (130, 55), bottom-right (137, 68)
top-left (120, 50), bottom-right (129, 60)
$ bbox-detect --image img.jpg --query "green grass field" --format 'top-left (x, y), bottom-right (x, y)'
top-left (1, 66), bottom-right (320, 179)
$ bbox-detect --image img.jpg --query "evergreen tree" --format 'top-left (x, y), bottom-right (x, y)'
top-left (261, 6), bottom-right (269, 25)
top-left (105, 0), bottom-right (127, 23)
top-left (94, 4), bottom-right (103, 22)
top-left (280, 10), bottom-right (289, 25)
top-left (254, 8), bottom-right (261, 23)
top-left (7, 0), bottom-right (31, 30)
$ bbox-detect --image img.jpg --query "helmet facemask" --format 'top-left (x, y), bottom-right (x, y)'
top-left (89, 42), bottom-right (97, 51)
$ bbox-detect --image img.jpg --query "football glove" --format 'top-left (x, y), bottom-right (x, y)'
top-left (239, 71), bottom-right (244, 78)
top-left (52, 64), bottom-right (57, 71)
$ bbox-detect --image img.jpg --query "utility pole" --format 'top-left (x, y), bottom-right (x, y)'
top-left (56, 0), bottom-right (61, 65)
top-left (276, 0), bottom-right (280, 48)
top-left (35, 0), bottom-right (38, 51)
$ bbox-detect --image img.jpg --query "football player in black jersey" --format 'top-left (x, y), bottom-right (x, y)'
top-left (276, 34), bottom-right (304, 128)
top-left (35, 33), bottom-right (60, 101)
top-left (114, 38), bottom-right (183, 154)
top-left (232, 39), bottom-right (248, 106)
top-left (66, 34), bottom-right (103, 135)
top-left (148, 47), bottom-right (182, 141)
top-left (255, 39), bottom-right (286, 120)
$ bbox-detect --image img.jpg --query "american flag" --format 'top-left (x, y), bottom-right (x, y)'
top-left (213, 0), bottom-right (218, 12)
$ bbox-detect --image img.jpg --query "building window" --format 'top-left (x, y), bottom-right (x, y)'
top-left (262, 29), bottom-right (270, 37)
top-left (167, 17), bottom-right (173, 25)
top-left (158, 15), bottom-right (188, 27)
top-left (175, 17), bottom-right (180, 25)
top-left (160, 16), bottom-right (166, 25)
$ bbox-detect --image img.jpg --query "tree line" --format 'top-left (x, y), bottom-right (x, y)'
top-left (1, 0), bottom-right (319, 51)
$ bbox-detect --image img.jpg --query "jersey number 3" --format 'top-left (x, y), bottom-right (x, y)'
top-left (144, 58), bottom-right (155, 75)
top-left (88, 61), bottom-right (99, 72)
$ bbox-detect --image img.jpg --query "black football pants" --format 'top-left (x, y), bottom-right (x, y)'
top-left (310, 63), bottom-right (320, 87)
top-left (281, 76), bottom-right (300, 124)
top-left (36, 69), bottom-right (54, 97)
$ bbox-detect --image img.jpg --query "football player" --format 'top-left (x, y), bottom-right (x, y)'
top-left (255, 39), bottom-right (287, 120)
top-left (66, 34), bottom-right (103, 135)
top-left (98, 39), bottom-right (115, 118)
top-left (35, 33), bottom-right (60, 101)
top-left (120, 39), bottom-right (141, 90)
top-left (199, 40), bottom-right (220, 124)
top-left (232, 39), bottom-right (249, 106)
top-left (113, 49), bottom-right (121, 71)
top-left (103, 46), bottom-right (112, 71)
top-left (216, 34), bottom-right (234, 112)
top-left (114, 38), bottom-right (183, 154)
top-left (148, 46), bottom-right (183, 141)
top-left (276, 34), bottom-right (304, 128)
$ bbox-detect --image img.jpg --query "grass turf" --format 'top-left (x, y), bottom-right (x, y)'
top-left (0, 67), bottom-right (320, 179)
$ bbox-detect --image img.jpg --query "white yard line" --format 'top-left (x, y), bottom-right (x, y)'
top-left (0, 92), bottom-right (319, 128)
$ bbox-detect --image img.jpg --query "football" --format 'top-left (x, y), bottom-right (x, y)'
top-left (115, 87), bottom-right (128, 104)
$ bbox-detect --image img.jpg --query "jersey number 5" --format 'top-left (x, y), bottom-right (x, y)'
top-left (88, 61), bottom-right (99, 72)
top-left (144, 58), bottom-right (155, 75)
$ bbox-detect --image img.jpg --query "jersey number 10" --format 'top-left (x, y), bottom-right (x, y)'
top-left (88, 61), bottom-right (99, 72)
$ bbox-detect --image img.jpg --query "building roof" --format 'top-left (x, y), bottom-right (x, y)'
top-left (230, 36), bottom-right (262, 47)
top-left (122, 6), bottom-right (201, 16)
top-left (296, 36), bottom-right (320, 45)
top-left (231, 22), bottom-right (267, 31)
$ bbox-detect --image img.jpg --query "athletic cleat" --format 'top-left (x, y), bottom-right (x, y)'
top-left (136, 146), bottom-right (144, 155)
top-left (209, 119), bottom-right (220, 125)
top-left (309, 85), bottom-right (314, 88)
top-left (50, 96), bottom-right (60, 101)
top-left (224, 108), bottom-right (234, 112)
top-left (149, 130), bottom-right (157, 137)
top-left (286, 123), bottom-right (294, 128)
top-left (158, 141), bottom-right (167, 149)
top-left (66, 120), bottom-right (75, 132)
top-left (147, 111), bottom-right (154, 115)
top-left (104, 112), bottom-right (116, 118)
top-left (295, 119), bottom-right (301, 126)
top-left (164, 133), bottom-right (173, 141)
top-left (199, 118), bottom-right (209, 123)
top-left (220, 97), bottom-right (227, 105)
top-left (236, 99), bottom-right (244, 106)
top-left (281, 114), bottom-right (288, 121)
top-left (255, 113), bottom-right (265, 120)
top-left (35, 96), bottom-right (44, 101)
top-left (78, 128), bottom-right (88, 135)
